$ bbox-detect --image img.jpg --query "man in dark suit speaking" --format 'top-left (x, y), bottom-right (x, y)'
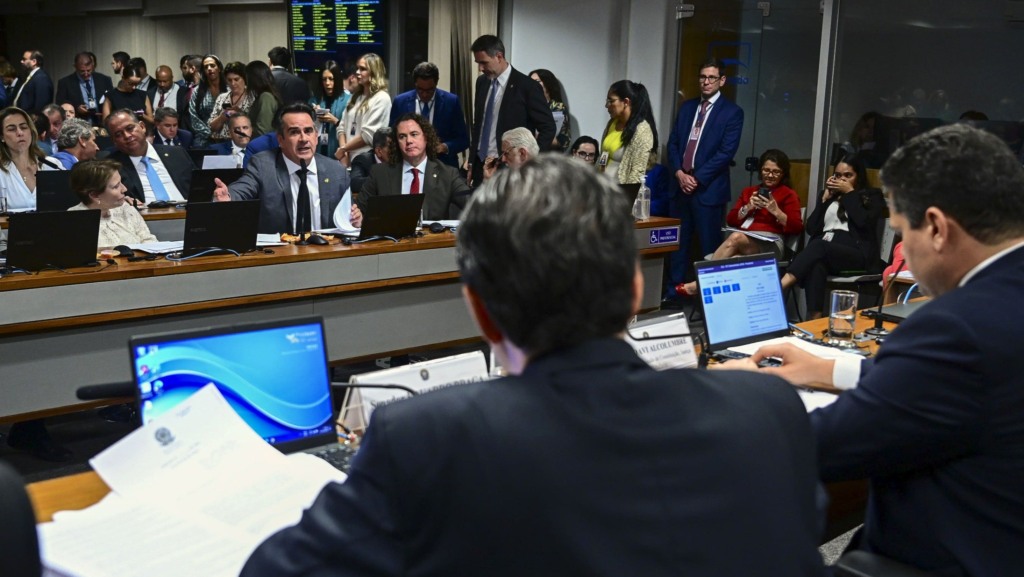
top-left (357, 113), bottom-right (469, 220)
top-left (733, 124), bottom-right (1024, 577)
top-left (240, 156), bottom-right (827, 577)
top-left (468, 34), bottom-right (554, 186)
top-left (215, 103), bottom-right (358, 234)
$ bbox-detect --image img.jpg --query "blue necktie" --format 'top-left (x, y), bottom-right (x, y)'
top-left (477, 79), bottom-right (499, 161)
top-left (141, 157), bottom-right (170, 201)
top-left (420, 100), bottom-right (431, 119)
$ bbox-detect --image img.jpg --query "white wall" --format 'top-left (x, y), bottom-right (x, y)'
top-left (507, 0), bottom-right (679, 151)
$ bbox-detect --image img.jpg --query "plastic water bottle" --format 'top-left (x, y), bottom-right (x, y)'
top-left (632, 183), bottom-right (651, 220)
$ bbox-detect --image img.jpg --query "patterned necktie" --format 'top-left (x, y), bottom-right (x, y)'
top-left (682, 100), bottom-right (710, 173)
top-left (410, 168), bottom-right (420, 195)
top-left (141, 157), bottom-right (170, 201)
top-left (477, 79), bottom-right (499, 161)
top-left (158, 90), bottom-right (167, 108)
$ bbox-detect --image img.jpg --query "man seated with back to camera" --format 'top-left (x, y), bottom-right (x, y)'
top-left (214, 102), bottom-right (361, 234)
top-left (356, 113), bottom-right (470, 220)
top-left (721, 124), bottom-right (1024, 576)
top-left (240, 155), bottom-right (826, 577)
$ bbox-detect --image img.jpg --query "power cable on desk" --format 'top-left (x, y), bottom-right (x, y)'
top-left (164, 247), bottom-right (241, 261)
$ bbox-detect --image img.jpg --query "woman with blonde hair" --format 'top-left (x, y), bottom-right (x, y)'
top-left (336, 53), bottom-right (391, 167)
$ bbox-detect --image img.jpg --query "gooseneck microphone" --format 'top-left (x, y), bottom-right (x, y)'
top-left (864, 258), bottom-right (907, 337)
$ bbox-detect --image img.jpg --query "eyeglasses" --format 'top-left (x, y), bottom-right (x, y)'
top-left (698, 75), bottom-right (722, 84)
top-left (500, 148), bottom-right (515, 158)
top-left (575, 151), bottom-right (596, 160)
top-left (761, 168), bottom-right (783, 176)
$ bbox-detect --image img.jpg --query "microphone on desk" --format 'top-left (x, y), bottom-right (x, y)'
top-left (864, 258), bottom-right (907, 338)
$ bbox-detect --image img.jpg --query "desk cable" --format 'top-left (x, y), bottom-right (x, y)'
top-left (165, 248), bottom-right (242, 262)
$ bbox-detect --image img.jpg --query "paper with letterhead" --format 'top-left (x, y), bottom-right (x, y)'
top-left (625, 313), bottom-right (700, 369)
top-left (325, 187), bottom-right (360, 234)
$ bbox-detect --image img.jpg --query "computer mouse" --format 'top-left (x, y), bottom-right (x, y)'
top-left (307, 234), bottom-right (329, 246)
top-left (113, 245), bottom-right (134, 257)
top-left (428, 222), bottom-right (447, 234)
top-left (148, 200), bottom-right (173, 209)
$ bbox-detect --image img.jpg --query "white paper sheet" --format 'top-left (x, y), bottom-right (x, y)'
top-left (326, 187), bottom-right (360, 234)
top-left (728, 336), bottom-right (865, 361)
top-left (797, 389), bottom-right (840, 412)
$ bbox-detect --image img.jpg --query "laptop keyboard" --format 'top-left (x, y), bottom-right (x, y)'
top-left (309, 443), bottom-right (359, 473)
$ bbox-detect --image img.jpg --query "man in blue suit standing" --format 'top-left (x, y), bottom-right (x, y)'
top-left (390, 62), bottom-right (469, 169)
top-left (13, 50), bottom-right (54, 115)
top-left (665, 59), bottom-right (743, 302)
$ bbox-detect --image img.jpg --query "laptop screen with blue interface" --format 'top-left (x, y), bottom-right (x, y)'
top-left (130, 317), bottom-right (335, 452)
top-left (695, 253), bottom-right (790, 351)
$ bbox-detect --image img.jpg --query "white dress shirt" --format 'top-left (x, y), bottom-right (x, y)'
top-left (129, 146), bottom-right (185, 203)
top-left (401, 158), bottom-right (428, 195)
top-left (481, 65), bottom-right (512, 158)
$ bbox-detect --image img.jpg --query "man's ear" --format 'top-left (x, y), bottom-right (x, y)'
top-left (462, 285), bottom-right (503, 345)
top-left (924, 207), bottom-right (949, 252)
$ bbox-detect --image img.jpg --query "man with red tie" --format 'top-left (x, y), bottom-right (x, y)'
top-left (357, 112), bottom-right (471, 220)
top-left (665, 58), bottom-right (744, 303)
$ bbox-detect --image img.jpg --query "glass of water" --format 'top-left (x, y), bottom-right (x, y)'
top-left (829, 290), bottom-right (859, 346)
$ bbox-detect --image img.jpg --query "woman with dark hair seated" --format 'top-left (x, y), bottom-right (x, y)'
top-left (570, 135), bottom-right (598, 165)
top-left (677, 148), bottom-right (804, 296)
top-left (781, 154), bottom-right (885, 317)
top-left (67, 159), bottom-right (157, 247)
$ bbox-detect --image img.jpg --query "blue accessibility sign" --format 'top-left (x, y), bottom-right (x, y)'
top-left (649, 228), bottom-right (679, 245)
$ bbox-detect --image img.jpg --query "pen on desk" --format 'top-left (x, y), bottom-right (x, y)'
top-left (789, 323), bottom-right (813, 338)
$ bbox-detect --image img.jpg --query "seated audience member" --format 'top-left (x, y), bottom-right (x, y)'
top-left (357, 113), bottom-right (469, 220)
top-left (781, 154), bottom-right (884, 317)
top-left (153, 107), bottom-right (192, 147)
top-left (350, 126), bottom-right (390, 194)
top-left (569, 135), bottom-right (598, 165)
top-left (211, 113), bottom-right (252, 167)
top-left (105, 109), bottom-right (193, 204)
top-left (101, 65), bottom-right (153, 126)
top-left (731, 123), bottom-right (1024, 577)
top-left (60, 102), bottom-right (77, 121)
top-left (213, 103), bottom-right (357, 234)
top-left (0, 106), bottom-right (61, 211)
top-left (53, 117), bottom-right (100, 168)
top-left (240, 155), bottom-right (827, 577)
top-left (68, 159), bottom-right (157, 246)
top-left (483, 126), bottom-right (538, 180)
top-left (676, 149), bottom-right (804, 296)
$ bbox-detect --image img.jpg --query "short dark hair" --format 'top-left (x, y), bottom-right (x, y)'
top-left (882, 124), bottom-right (1024, 244)
top-left (456, 155), bottom-right (637, 355)
top-left (698, 58), bottom-right (725, 75)
top-left (127, 56), bottom-right (147, 72)
top-left (27, 50), bottom-right (45, 68)
top-left (570, 135), bottom-right (598, 155)
top-left (224, 61), bottom-right (246, 79)
top-left (471, 35), bottom-right (505, 57)
top-left (388, 113), bottom-right (441, 165)
top-left (371, 127), bottom-right (392, 150)
top-left (759, 148), bottom-right (791, 186)
top-left (411, 62), bottom-right (439, 82)
top-left (275, 102), bottom-right (316, 136)
top-left (112, 52), bottom-right (130, 68)
top-left (268, 47), bottom-right (292, 68)
top-left (154, 107), bottom-right (179, 123)
top-left (528, 68), bottom-right (564, 103)
top-left (180, 54), bottom-right (193, 67)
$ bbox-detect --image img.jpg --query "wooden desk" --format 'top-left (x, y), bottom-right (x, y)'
top-left (1, 218), bottom-right (680, 420)
top-left (28, 471), bottom-right (111, 523)
top-left (2, 207), bottom-right (185, 239)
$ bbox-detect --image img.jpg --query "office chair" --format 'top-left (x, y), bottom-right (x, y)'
top-left (834, 551), bottom-right (939, 577)
top-left (0, 460), bottom-right (42, 577)
top-left (824, 217), bottom-right (899, 312)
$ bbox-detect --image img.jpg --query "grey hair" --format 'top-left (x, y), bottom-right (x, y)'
top-left (57, 118), bottom-right (94, 151)
top-left (502, 127), bottom-right (539, 159)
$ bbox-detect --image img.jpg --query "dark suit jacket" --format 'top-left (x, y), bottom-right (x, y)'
top-left (348, 149), bottom-right (378, 194)
top-left (390, 88), bottom-right (469, 168)
top-left (229, 150), bottom-right (348, 234)
top-left (357, 159), bottom-right (470, 220)
top-left (271, 68), bottom-right (311, 106)
top-left (108, 145), bottom-right (195, 203)
top-left (811, 245), bottom-right (1024, 577)
top-left (14, 68), bottom-right (54, 115)
top-left (667, 96), bottom-right (744, 206)
top-left (55, 72), bottom-right (114, 123)
top-left (241, 338), bottom-right (827, 577)
top-left (471, 66), bottom-right (555, 164)
top-left (154, 128), bottom-right (193, 149)
top-left (211, 141), bottom-right (235, 155)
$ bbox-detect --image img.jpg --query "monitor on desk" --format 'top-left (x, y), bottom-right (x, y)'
top-left (36, 171), bottom-right (78, 212)
top-left (5, 210), bottom-right (100, 271)
top-left (188, 168), bottom-right (244, 203)
top-left (695, 253), bottom-right (790, 351)
top-left (181, 200), bottom-right (259, 257)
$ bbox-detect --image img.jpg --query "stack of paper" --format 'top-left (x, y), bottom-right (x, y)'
top-left (38, 385), bottom-right (345, 577)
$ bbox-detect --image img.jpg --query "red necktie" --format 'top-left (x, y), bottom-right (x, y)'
top-left (682, 100), bottom-right (710, 172)
top-left (158, 91), bottom-right (167, 108)
top-left (410, 168), bottom-right (420, 195)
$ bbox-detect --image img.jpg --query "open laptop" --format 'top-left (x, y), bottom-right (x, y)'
top-left (5, 210), bottom-right (100, 271)
top-left (180, 200), bottom-right (259, 257)
top-left (36, 171), bottom-right (79, 212)
top-left (695, 253), bottom-right (790, 356)
top-left (130, 316), bottom-right (356, 471)
top-left (347, 194), bottom-right (425, 242)
top-left (187, 168), bottom-right (244, 203)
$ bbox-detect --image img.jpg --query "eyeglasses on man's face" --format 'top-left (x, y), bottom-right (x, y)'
top-left (698, 75), bottom-right (722, 84)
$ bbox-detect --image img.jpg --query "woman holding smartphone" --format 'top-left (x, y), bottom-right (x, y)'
top-left (675, 148), bottom-right (803, 296)
top-left (310, 61), bottom-right (350, 157)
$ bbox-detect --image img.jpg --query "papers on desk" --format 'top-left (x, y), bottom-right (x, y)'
top-left (39, 385), bottom-right (345, 577)
top-left (128, 241), bottom-right (182, 254)
top-left (202, 155), bottom-right (239, 169)
top-left (325, 187), bottom-right (360, 235)
top-left (728, 336), bottom-right (865, 362)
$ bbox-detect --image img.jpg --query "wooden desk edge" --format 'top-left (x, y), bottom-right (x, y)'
top-left (28, 471), bottom-right (111, 523)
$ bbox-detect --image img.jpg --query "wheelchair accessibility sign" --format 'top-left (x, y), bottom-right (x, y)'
top-left (649, 228), bottom-right (679, 245)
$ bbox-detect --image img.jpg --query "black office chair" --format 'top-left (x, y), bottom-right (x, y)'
top-left (834, 551), bottom-right (939, 577)
top-left (0, 460), bottom-right (42, 577)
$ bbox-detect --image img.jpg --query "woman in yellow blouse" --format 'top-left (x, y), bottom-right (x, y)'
top-left (600, 80), bottom-right (658, 184)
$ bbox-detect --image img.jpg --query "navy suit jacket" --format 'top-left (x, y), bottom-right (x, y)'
top-left (667, 96), bottom-right (743, 206)
top-left (154, 128), bottom-right (193, 149)
top-left (210, 141), bottom-right (235, 155)
top-left (54, 72), bottom-right (114, 123)
top-left (471, 66), bottom-right (555, 163)
top-left (241, 338), bottom-right (826, 577)
top-left (356, 159), bottom-right (470, 220)
top-left (15, 68), bottom-right (54, 115)
top-left (390, 88), bottom-right (469, 168)
top-left (811, 245), bottom-right (1024, 576)
top-left (107, 144), bottom-right (195, 203)
top-left (228, 150), bottom-right (348, 234)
